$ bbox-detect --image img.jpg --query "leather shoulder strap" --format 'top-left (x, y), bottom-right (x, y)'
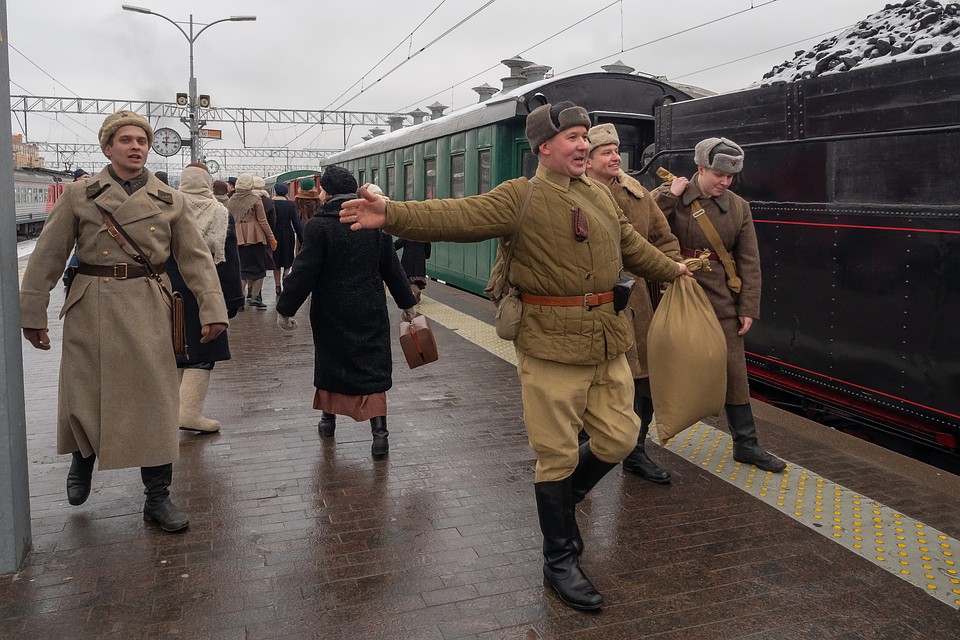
top-left (501, 177), bottom-right (537, 285)
top-left (690, 200), bottom-right (742, 293)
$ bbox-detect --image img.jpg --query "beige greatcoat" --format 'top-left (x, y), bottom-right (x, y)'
top-left (604, 172), bottom-right (681, 379)
top-left (383, 164), bottom-right (681, 365)
top-left (653, 174), bottom-right (761, 404)
top-left (19, 168), bottom-right (229, 469)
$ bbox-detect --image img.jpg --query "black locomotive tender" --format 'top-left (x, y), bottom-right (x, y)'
top-left (643, 51), bottom-right (960, 466)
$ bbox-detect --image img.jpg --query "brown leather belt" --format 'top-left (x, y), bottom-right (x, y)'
top-left (520, 291), bottom-right (615, 309)
top-left (680, 247), bottom-right (720, 262)
top-left (77, 262), bottom-right (165, 280)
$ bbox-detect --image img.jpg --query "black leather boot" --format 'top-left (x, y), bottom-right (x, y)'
top-left (621, 395), bottom-right (671, 484)
top-left (570, 443), bottom-right (618, 504)
top-left (141, 464), bottom-right (189, 532)
top-left (725, 403), bottom-right (786, 473)
top-left (569, 443), bottom-right (618, 556)
top-left (535, 479), bottom-right (603, 611)
top-left (66, 451), bottom-right (96, 506)
top-left (370, 416), bottom-right (388, 459)
top-left (318, 412), bottom-right (336, 437)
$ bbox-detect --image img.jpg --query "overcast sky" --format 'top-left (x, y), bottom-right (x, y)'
top-left (7, 0), bottom-right (893, 173)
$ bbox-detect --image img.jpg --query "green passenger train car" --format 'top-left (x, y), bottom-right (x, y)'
top-left (322, 68), bottom-right (707, 296)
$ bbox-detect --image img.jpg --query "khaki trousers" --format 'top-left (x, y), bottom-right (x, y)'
top-left (517, 350), bottom-right (640, 482)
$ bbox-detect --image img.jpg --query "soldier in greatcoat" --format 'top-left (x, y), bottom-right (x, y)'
top-left (20, 110), bottom-right (229, 532)
top-left (339, 101), bottom-right (691, 611)
top-left (653, 137), bottom-right (785, 473)
top-left (584, 123), bottom-right (681, 484)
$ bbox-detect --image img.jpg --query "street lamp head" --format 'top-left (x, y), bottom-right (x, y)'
top-left (121, 5), bottom-right (152, 14)
top-left (230, 16), bottom-right (257, 21)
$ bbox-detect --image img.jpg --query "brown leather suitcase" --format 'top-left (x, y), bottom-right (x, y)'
top-left (399, 315), bottom-right (439, 369)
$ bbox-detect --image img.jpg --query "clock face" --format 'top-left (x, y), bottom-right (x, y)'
top-left (152, 128), bottom-right (183, 157)
top-left (205, 159), bottom-right (220, 173)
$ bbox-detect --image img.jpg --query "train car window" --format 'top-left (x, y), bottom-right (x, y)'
top-left (386, 166), bottom-right (395, 199)
top-left (478, 149), bottom-right (491, 193)
top-left (425, 158), bottom-right (437, 200)
top-left (358, 169), bottom-right (365, 186)
top-left (522, 150), bottom-right (537, 179)
top-left (371, 167), bottom-right (379, 189)
top-left (404, 163), bottom-right (413, 201)
top-left (450, 154), bottom-right (465, 198)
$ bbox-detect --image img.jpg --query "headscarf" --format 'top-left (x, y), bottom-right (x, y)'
top-left (226, 173), bottom-right (262, 221)
top-left (179, 166), bottom-right (229, 264)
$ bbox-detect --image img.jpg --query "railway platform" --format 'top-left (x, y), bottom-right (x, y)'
top-left (4, 255), bottom-right (960, 639)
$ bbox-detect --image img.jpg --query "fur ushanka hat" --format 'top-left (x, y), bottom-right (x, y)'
top-left (587, 123), bottom-right (619, 153)
top-left (98, 110), bottom-right (154, 152)
top-left (525, 101), bottom-right (591, 151)
top-left (694, 137), bottom-right (744, 174)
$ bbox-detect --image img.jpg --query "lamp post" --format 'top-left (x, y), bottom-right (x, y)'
top-left (122, 5), bottom-right (255, 163)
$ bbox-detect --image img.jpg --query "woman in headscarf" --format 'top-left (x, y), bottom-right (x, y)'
top-left (169, 163), bottom-right (243, 432)
top-left (271, 182), bottom-right (304, 295)
top-left (227, 173), bottom-right (276, 309)
top-left (276, 166), bottom-right (417, 459)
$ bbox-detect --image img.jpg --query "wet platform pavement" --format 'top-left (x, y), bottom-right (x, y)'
top-left (4, 262), bottom-right (960, 639)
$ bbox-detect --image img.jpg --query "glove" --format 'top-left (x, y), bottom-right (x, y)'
top-left (277, 315), bottom-right (298, 331)
top-left (269, 239), bottom-right (278, 252)
top-left (400, 308), bottom-right (416, 323)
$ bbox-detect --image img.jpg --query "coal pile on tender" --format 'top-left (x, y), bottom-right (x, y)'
top-left (758, 0), bottom-right (960, 85)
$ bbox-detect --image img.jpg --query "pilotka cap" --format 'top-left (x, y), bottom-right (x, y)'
top-left (525, 101), bottom-right (591, 151)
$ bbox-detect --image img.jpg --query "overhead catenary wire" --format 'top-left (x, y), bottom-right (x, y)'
top-left (332, 0), bottom-right (499, 112)
top-left (323, 0), bottom-right (450, 112)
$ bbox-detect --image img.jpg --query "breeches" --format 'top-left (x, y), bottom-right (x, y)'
top-left (517, 350), bottom-right (640, 482)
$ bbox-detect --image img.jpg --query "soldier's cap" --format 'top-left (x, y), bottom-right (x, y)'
top-left (525, 101), bottom-right (591, 151)
top-left (587, 123), bottom-right (619, 154)
top-left (694, 137), bottom-right (744, 174)
top-left (98, 110), bottom-right (154, 152)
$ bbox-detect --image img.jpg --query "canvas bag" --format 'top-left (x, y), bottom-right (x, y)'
top-left (484, 178), bottom-right (537, 340)
top-left (647, 257), bottom-right (727, 444)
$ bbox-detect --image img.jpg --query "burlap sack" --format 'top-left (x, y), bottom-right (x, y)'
top-left (647, 274), bottom-right (727, 444)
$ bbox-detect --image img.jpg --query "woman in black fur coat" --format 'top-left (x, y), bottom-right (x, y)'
top-left (276, 166), bottom-right (417, 459)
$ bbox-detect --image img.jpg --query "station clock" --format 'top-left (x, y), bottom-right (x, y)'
top-left (152, 128), bottom-right (183, 157)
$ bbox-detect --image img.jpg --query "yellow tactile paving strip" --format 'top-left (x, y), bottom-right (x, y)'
top-left (417, 293), bottom-right (960, 610)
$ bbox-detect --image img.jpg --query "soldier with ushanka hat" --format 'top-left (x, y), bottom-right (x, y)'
top-left (19, 109), bottom-right (229, 534)
top-left (653, 136), bottom-right (786, 474)
top-left (583, 122), bottom-right (681, 485)
top-left (338, 100), bottom-right (691, 612)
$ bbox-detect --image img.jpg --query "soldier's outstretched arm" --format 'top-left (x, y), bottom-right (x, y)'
top-left (341, 186), bottom-right (387, 230)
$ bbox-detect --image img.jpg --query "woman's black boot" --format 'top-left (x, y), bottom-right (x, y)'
top-left (318, 412), bottom-right (337, 437)
top-left (370, 416), bottom-right (389, 458)
top-left (66, 451), bottom-right (96, 506)
top-left (141, 464), bottom-right (189, 532)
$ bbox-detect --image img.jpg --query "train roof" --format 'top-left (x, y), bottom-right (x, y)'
top-left (325, 71), bottom-right (711, 164)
